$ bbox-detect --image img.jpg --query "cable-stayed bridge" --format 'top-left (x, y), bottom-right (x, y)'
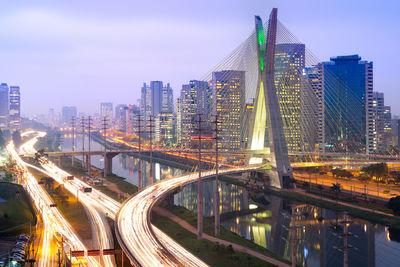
top-left (20, 8), bottom-right (399, 267)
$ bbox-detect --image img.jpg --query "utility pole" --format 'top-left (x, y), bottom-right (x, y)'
top-left (148, 116), bottom-right (154, 185)
top-left (334, 213), bottom-right (356, 267)
top-left (282, 206), bottom-right (302, 267)
top-left (290, 206), bottom-right (297, 267)
top-left (71, 117), bottom-right (75, 167)
top-left (87, 116), bottom-right (92, 177)
top-left (213, 114), bottom-right (221, 236)
top-left (102, 116), bottom-right (108, 178)
top-left (80, 117), bottom-right (85, 169)
top-left (136, 114), bottom-right (143, 190)
top-left (196, 114), bottom-right (204, 240)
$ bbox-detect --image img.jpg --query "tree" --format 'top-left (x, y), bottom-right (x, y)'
top-left (387, 196), bottom-right (400, 215)
top-left (331, 168), bottom-right (352, 178)
top-left (330, 183), bottom-right (341, 199)
top-left (358, 173), bottom-right (371, 183)
top-left (362, 163), bottom-right (388, 183)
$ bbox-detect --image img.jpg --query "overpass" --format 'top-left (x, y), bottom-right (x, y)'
top-left (115, 165), bottom-right (262, 266)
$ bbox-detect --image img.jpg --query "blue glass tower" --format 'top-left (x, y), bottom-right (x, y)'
top-left (321, 55), bottom-right (373, 153)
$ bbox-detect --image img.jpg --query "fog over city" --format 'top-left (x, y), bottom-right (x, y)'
top-left (0, 0), bottom-right (398, 115)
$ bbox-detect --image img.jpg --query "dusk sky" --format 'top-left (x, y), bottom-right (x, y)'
top-left (0, 0), bottom-right (399, 116)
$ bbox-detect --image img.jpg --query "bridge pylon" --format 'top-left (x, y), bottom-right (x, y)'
top-left (247, 8), bottom-right (293, 188)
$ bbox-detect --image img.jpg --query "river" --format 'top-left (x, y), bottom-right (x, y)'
top-left (61, 135), bottom-right (400, 267)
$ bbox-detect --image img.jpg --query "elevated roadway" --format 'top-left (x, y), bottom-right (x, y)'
top-left (116, 165), bottom-right (261, 266)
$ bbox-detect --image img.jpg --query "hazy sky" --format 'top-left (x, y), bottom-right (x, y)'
top-left (0, 0), bottom-right (399, 116)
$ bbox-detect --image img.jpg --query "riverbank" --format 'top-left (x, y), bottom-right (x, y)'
top-left (265, 187), bottom-right (400, 228)
top-left (152, 205), bottom-right (291, 267)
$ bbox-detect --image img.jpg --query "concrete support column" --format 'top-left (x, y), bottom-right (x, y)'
top-left (71, 155), bottom-right (74, 167)
top-left (86, 154), bottom-right (91, 177)
top-left (103, 152), bottom-right (118, 177)
top-left (58, 156), bottom-right (63, 167)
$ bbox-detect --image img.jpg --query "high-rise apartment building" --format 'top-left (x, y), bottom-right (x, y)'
top-left (212, 70), bottom-right (245, 149)
top-left (140, 81), bottom-right (173, 131)
top-left (392, 116), bottom-right (400, 147)
top-left (319, 55), bottom-right (373, 153)
top-left (100, 102), bottom-right (113, 125)
top-left (274, 43), bottom-right (306, 151)
top-left (115, 104), bottom-right (128, 132)
top-left (9, 86), bottom-right (21, 132)
top-left (48, 108), bottom-right (55, 128)
top-left (372, 92), bottom-right (384, 153)
top-left (0, 83), bottom-right (9, 130)
top-left (179, 80), bottom-right (212, 148)
top-left (61, 106), bottom-right (77, 125)
top-left (155, 113), bottom-right (174, 145)
top-left (383, 105), bottom-right (392, 151)
top-left (176, 97), bottom-right (182, 145)
top-left (125, 105), bottom-right (140, 135)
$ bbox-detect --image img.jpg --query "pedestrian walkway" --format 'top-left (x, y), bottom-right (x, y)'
top-left (153, 207), bottom-right (290, 267)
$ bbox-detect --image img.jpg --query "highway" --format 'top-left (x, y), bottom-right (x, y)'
top-left (116, 166), bottom-right (259, 266)
top-left (21, 131), bottom-right (262, 266)
top-left (19, 131), bottom-right (117, 266)
top-left (7, 134), bottom-right (101, 267)
top-left (23, 131), bottom-right (212, 266)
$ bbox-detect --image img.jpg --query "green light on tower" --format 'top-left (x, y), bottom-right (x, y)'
top-left (256, 22), bottom-right (265, 71)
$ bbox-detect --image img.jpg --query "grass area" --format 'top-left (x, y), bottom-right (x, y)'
top-left (265, 187), bottom-right (400, 228)
top-left (29, 168), bottom-right (92, 240)
top-left (161, 205), bottom-right (290, 265)
top-left (152, 211), bottom-right (277, 267)
top-left (59, 157), bottom-right (138, 203)
top-left (0, 182), bottom-right (36, 234)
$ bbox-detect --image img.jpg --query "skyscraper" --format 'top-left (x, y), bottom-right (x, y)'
top-left (126, 105), bottom-right (140, 135)
top-left (115, 104), bottom-right (128, 132)
top-left (179, 80), bottom-right (212, 148)
top-left (274, 43), bottom-right (305, 151)
top-left (212, 70), bottom-right (245, 149)
top-left (9, 86), bottom-right (21, 132)
top-left (141, 81), bottom-right (173, 129)
top-left (100, 102), bottom-right (113, 125)
top-left (320, 55), bottom-right (373, 153)
top-left (0, 83), bottom-right (9, 130)
top-left (155, 113), bottom-right (174, 145)
top-left (61, 106), bottom-right (77, 125)
top-left (372, 92), bottom-right (384, 153)
top-left (176, 97), bottom-right (182, 145)
top-left (383, 105), bottom-right (392, 151)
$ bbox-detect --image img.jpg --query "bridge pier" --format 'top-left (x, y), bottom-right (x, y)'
top-left (58, 156), bottom-right (63, 167)
top-left (86, 154), bottom-right (92, 177)
top-left (104, 152), bottom-right (119, 177)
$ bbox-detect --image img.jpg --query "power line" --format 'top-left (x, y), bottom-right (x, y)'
top-left (135, 114), bottom-right (144, 190)
top-left (195, 113), bottom-right (204, 240)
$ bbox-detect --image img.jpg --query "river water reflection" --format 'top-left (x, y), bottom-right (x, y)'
top-left (61, 136), bottom-right (400, 266)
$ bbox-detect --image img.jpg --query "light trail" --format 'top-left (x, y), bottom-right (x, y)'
top-left (22, 130), bottom-right (259, 266)
top-left (7, 137), bottom-right (101, 267)
top-left (20, 131), bottom-right (116, 266)
top-left (116, 166), bottom-right (259, 266)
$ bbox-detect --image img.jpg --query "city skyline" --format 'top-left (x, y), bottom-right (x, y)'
top-left (0, 1), bottom-right (398, 115)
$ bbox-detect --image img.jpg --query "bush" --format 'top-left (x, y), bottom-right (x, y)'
top-left (387, 196), bottom-right (400, 214)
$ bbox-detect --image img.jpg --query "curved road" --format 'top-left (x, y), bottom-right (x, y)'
top-left (116, 166), bottom-right (259, 266)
